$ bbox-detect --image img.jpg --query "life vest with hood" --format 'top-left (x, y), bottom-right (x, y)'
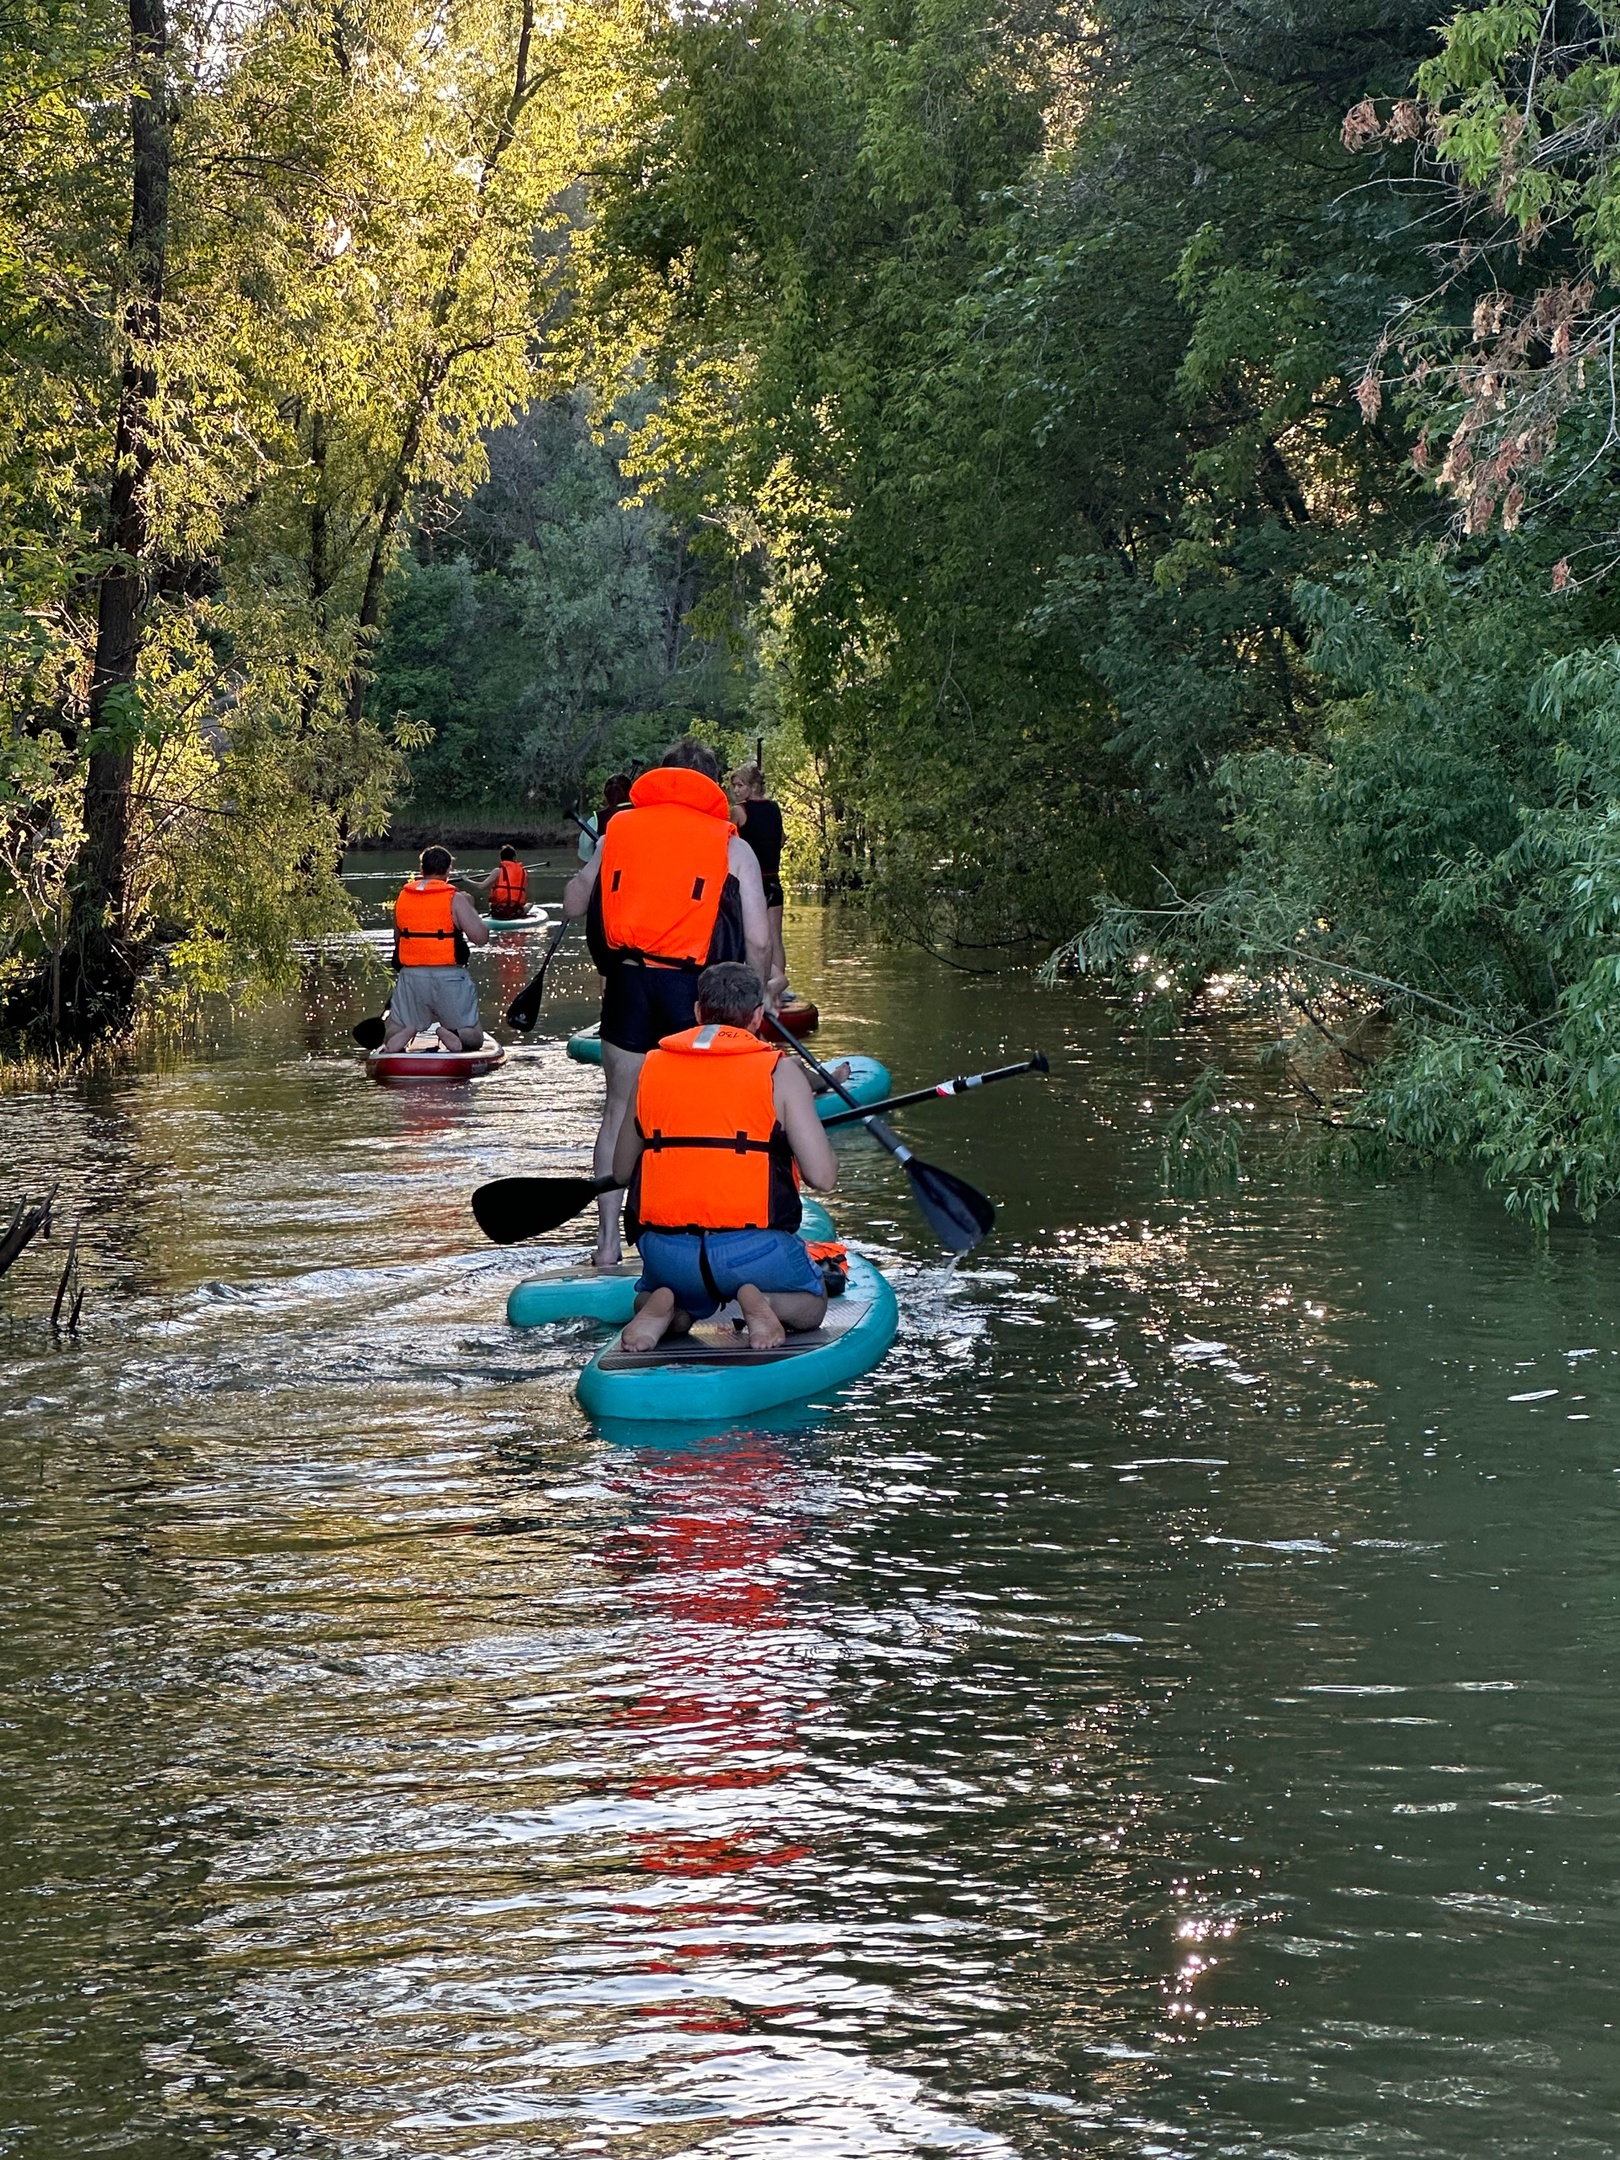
top-left (590, 767), bottom-right (742, 972)
top-left (490, 859), bottom-right (528, 914)
top-left (394, 877), bottom-right (468, 967)
top-left (630, 1024), bottom-right (801, 1233)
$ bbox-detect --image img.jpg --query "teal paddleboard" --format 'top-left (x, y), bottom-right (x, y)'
top-left (477, 908), bottom-right (547, 931)
top-left (508, 1201), bottom-right (836, 1329)
top-left (578, 1238), bottom-right (895, 1425)
top-left (564, 1028), bottom-right (890, 1124)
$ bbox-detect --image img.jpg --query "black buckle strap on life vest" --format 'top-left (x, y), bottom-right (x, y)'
top-left (644, 1129), bottom-right (772, 1155)
top-left (612, 948), bottom-right (704, 973)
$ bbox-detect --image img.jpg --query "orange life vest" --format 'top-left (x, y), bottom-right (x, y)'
top-left (490, 859), bottom-right (528, 913)
top-left (596, 767), bottom-right (735, 970)
top-left (631, 1024), bottom-right (801, 1233)
top-left (394, 877), bottom-right (467, 967)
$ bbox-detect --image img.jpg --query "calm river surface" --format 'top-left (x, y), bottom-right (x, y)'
top-left (4, 859), bottom-right (1619, 2158)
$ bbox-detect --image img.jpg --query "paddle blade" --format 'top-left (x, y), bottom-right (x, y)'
top-left (471, 1175), bottom-right (606, 1244)
top-left (906, 1158), bottom-right (996, 1254)
top-left (505, 976), bottom-right (545, 1032)
top-left (351, 1015), bottom-right (387, 1050)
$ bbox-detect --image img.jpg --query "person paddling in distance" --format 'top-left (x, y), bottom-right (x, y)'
top-left (384, 846), bottom-right (490, 1053)
top-left (461, 844), bottom-right (532, 920)
top-left (614, 962), bottom-right (837, 1352)
top-left (727, 762), bottom-right (789, 999)
top-left (561, 738), bottom-right (773, 1270)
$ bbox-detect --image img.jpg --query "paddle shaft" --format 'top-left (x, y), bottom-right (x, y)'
top-left (766, 1016), bottom-right (913, 1161)
top-left (820, 1054), bottom-right (1047, 1129)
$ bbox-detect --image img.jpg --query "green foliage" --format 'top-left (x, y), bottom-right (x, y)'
top-left (588, 0), bottom-right (1441, 943)
top-left (372, 396), bottom-right (751, 813)
top-left (1159, 1068), bottom-right (1243, 1194)
top-left (0, 0), bottom-right (633, 1040)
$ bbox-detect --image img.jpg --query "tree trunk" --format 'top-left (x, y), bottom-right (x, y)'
top-left (341, 0), bottom-right (536, 729)
top-left (64, 0), bottom-right (170, 1034)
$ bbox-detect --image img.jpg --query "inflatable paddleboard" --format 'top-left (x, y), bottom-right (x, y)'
top-left (508, 1201), bottom-right (837, 1330)
top-left (581, 1248), bottom-right (895, 1424)
top-left (477, 907), bottom-right (548, 931)
top-left (508, 1203), bottom-right (894, 1423)
top-left (366, 1033), bottom-right (506, 1081)
top-left (778, 996), bottom-right (819, 1036)
top-left (564, 1028), bottom-right (889, 1121)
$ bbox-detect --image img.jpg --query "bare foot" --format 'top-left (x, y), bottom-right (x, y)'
top-left (622, 1287), bottom-right (676, 1351)
top-left (736, 1284), bottom-right (786, 1351)
top-left (435, 1025), bottom-right (461, 1051)
top-left (591, 1241), bottom-right (622, 1271)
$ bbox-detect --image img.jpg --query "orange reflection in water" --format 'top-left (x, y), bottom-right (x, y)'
top-left (600, 1433), bottom-right (823, 2028)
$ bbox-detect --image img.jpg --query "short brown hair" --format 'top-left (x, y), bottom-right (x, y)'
top-left (695, 962), bottom-right (765, 1028)
top-left (420, 845), bottom-right (452, 877)
top-left (660, 736), bottom-right (720, 782)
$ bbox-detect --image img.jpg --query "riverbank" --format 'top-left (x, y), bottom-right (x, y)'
top-left (346, 810), bottom-right (575, 853)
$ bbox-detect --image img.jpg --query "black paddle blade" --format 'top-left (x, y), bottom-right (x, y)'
top-left (471, 1175), bottom-right (608, 1244)
top-left (906, 1158), bottom-right (996, 1254)
top-left (351, 1015), bottom-right (387, 1050)
top-left (505, 977), bottom-right (545, 1032)
top-left (505, 927), bottom-right (568, 1032)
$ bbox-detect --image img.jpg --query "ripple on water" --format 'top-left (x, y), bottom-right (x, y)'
top-left (4, 913), bottom-right (1620, 2155)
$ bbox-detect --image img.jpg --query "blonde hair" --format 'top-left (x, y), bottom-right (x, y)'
top-left (728, 762), bottom-right (764, 799)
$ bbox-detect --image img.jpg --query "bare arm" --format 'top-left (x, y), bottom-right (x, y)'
top-left (562, 843), bottom-right (601, 921)
top-left (775, 1060), bottom-right (837, 1191)
top-left (728, 836), bottom-right (772, 994)
top-left (451, 890), bottom-right (490, 947)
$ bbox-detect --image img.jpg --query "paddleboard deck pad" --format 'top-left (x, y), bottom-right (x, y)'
top-left (367, 1034), bottom-right (506, 1081)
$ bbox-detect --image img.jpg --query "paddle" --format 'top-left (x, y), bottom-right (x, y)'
top-left (504, 918), bottom-right (572, 1033)
top-left (766, 1017), bottom-right (996, 1254)
top-left (473, 1172), bottom-right (619, 1245)
top-left (820, 1053), bottom-right (1048, 1128)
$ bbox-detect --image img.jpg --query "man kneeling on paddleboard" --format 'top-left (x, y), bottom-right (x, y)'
top-left (613, 961), bottom-right (838, 1353)
top-left (385, 846), bottom-right (490, 1053)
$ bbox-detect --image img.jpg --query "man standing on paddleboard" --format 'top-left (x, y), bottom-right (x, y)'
top-left (613, 962), bottom-right (837, 1351)
top-left (384, 846), bottom-right (490, 1053)
top-left (561, 738), bottom-right (772, 1269)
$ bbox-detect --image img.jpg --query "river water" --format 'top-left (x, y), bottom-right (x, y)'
top-left (3, 858), bottom-right (1619, 2159)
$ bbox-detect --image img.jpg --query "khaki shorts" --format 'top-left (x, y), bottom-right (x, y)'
top-left (388, 966), bottom-right (481, 1040)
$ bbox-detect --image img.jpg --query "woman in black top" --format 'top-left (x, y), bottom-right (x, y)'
top-left (729, 762), bottom-right (787, 994)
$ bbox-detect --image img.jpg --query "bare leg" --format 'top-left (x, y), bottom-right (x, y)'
top-left (382, 1021), bottom-right (413, 1052)
top-left (454, 1027), bottom-right (484, 1049)
top-left (736, 1283), bottom-right (826, 1349)
top-left (768, 903), bottom-right (787, 993)
top-left (594, 1042), bottom-right (645, 1268)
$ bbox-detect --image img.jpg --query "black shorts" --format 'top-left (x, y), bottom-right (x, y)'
top-left (599, 963), bottom-right (701, 1053)
top-left (763, 878), bottom-right (784, 910)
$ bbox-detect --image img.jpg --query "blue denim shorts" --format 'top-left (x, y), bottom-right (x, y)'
top-left (636, 1227), bottom-right (823, 1320)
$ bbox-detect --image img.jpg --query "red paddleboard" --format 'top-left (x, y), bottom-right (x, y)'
top-left (366, 1035), bottom-right (506, 1082)
top-left (777, 997), bottom-right (819, 1037)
